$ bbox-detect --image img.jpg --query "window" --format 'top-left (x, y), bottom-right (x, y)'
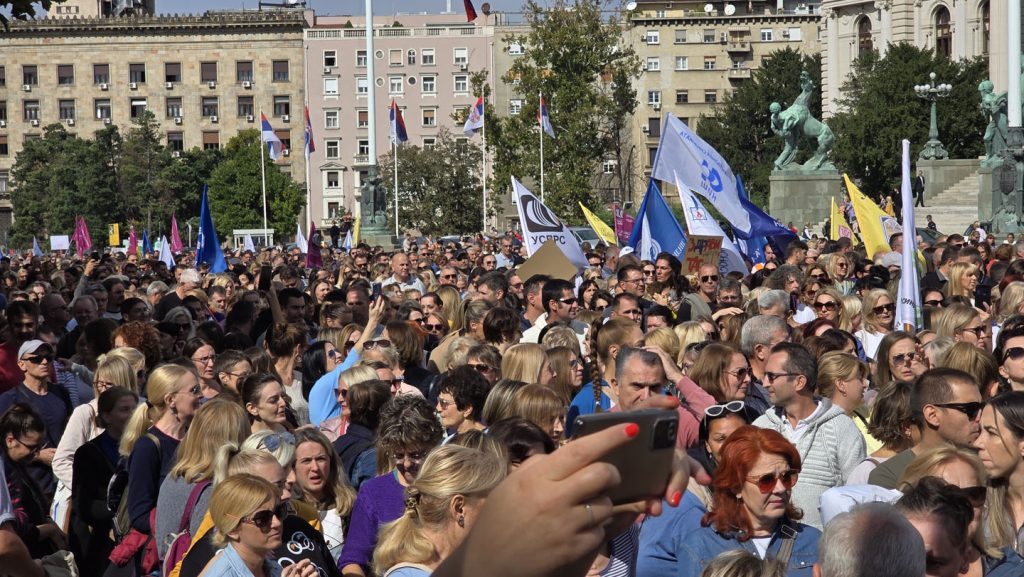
top-left (203, 131), bottom-right (219, 151)
top-left (675, 56), bottom-right (688, 70)
top-left (982, 1), bottom-right (990, 55)
top-left (201, 62), bottom-right (217, 83)
top-left (23, 65), bottom-right (37, 86)
top-left (703, 29), bottom-right (715, 43)
top-left (703, 56), bottom-right (717, 70)
top-left (274, 96), bottom-right (290, 117)
top-left (236, 61), bottom-right (254, 83)
top-left (454, 75), bottom-right (468, 93)
top-left (421, 75), bottom-right (437, 94)
top-left (454, 47), bottom-right (469, 65)
top-left (423, 137), bottom-right (437, 149)
top-left (324, 78), bottom-right (339, 95)
top-left (389, 49), bottom-right (403, 66)
top-left (165, 62), bottom-right (181, 83)
top-left (857, 18), bottom-right (873, 56)
top-left (356, 76), bottom-right (368, 95)
top-left (357, 110), bottom-right (368, 128)
top-left (167, 132), bottom-right (184, 152)
top-left (57, 65), bottom-right (74, 85)
top-left (645, 30), bottom-right (660, 44)
top-left (129, 63), bottom-right (146, 83)
top-left (130, 98), bottom-right (147, 118)
top-left (325, 110), bottom-right (339, 128)
top-left (655, 10), bottom-right (665, 17)
top-left (0, 172), bottom-right (7, 194)
top-left (422, 108), bottom-right (436, 126)
top-left (23, 100), bottom-right (39, 121)
top-left (647, 91), bottom-right (661, 106)
top-left (646, 57), bottom-right (660, 71)
top-left (704, 90), bottom-right (717, 103)
top-left (509, 99), bottom-right (523, 115)
top-left (327, 202), bottom-right (340, 218)
top-left (95, 99), bottom-right (111, 119)
top-left (508, 41), bottom-right (524, 55)
top-left (602, 159), bottom-right (617, 174)
top-left (760, 28), bottom-right (773, 41)
top-left (275, 130), bottom-right (291, 152)
top-left (0, 67), bottom-right (5, 87)
top-left (647, 117), bottom-right (660, 137)
top-left (324, 51), bottom-right (337, 68)
top-left (675, 89), bottom-right (689, 104)
top-left (935, 7), bottom-right (951, 57)
top-left (272, 60), bottom-right (289, 82)
top-left (389, 76), bottom-right (404, 95)
top-left (356, 50), bottom-right (367, 67)
top-left (0, 135), bottom-right (7, 157)
top-left (59, 99), bottom-right (75, 120)
top-left (325, 140), bottom-right (340, 158)
top-left (674, 30), bottom-right (687, 44)
top-left (422, 48), bottom-right (435, 65)
top-left (93, 64), bottom-right (109, 84)
top-left (0, 101), bottom-right (5, 121)
top-left (357, 139), bottom-right (370, 156)
top-left (407, 50), bottom-right (417, 65)
top-left (787, 28), bottom-right (802, 41)
top-left (648, 147), bottom-right (658, 166)
top-left (201, 97), bottom-right (218, 117)
top-left (326, 171), bottom-right (340, 188)
top-left (237, 96), bottom-right (253, 118)
top-left (167, 97), bottom-right (182, 118)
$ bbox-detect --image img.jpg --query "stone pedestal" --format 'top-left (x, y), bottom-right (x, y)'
top-left (769, 170), bottom-right (843, 228)
top-left (979, 164), bottom-right (996, 221)
top-left (918, 158), bottom-right (981, 202)
top-left (362, 234), bottom-right (398, 249)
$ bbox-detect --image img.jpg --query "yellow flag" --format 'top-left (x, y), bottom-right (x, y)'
top-left (353, 218), bottom-right (361, 245)
top-left (578, 202), bottom-right (617, 246)
top-left (108, 224), bottom-right (120, 247)
top-left (830, 197), bottom-right (859, 246)
top-left (844, 174), bottom-right (901, 259)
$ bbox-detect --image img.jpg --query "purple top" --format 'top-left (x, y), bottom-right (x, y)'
top-left (336, 471), bottom-right (405, 572)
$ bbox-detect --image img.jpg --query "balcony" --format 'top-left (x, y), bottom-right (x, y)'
top-left (353, 154), bottom-right (370, 165)
top-left (726, 41), bottom-right (751, 53)
top-left (728, 68), bottom-right (751, 80)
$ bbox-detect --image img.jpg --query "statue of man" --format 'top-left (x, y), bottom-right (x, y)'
top-left (770, 102), bottom-right (798, 170)
top-left (979, 80), bottom-right (1009, 161)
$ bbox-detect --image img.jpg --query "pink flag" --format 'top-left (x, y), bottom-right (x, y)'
top-left (72, 217), bottom-right (84, 257)
top-left (170, 213), bottom-right (184, 252)
top-left (127, 225), bottom-right (137, 256)
top-left (613, 203), bottom-right (634, 245)
top-left (305, 222), bottom-right (322, 268)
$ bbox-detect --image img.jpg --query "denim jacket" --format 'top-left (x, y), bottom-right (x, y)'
top-left (200, 543), bottom-right (282, 577)
top-left (985, 547), bottom-right (1024, 577)
top-left (676, 519), bottom-right (820, 577)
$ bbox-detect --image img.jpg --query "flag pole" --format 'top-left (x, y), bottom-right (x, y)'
top-left (259, 106), bottom-right (270, 246)
top-left (482, 96), bottom-right (487, 234)
top-left (539, 90), bottom-right (545, 203)
top-left (302, 46), bottom-right (312, 230)
top-left (393, 135), bottom-right (399, 238)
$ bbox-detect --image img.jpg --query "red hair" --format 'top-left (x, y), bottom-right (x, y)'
top-left (702, 425), bottom-right (803, 539)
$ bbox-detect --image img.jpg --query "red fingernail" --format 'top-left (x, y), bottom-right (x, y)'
top-left (669, 491), bottom-right (682, 507)
top-left (624, 423), bottom-right (640, 438)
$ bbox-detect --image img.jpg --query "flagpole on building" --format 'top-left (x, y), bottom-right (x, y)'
top-left (258, 106), bottom-right (270, 246)
top-left (539, 90), bottom-right (545, 203)
top-left (393, 135), bottom-right (399, 237)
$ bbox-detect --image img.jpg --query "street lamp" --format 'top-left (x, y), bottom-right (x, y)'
top-left (914, 72), bottom-right (952, 161)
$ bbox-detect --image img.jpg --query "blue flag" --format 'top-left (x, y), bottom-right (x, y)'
top-left (32, 236), bottom-right (43, 257)
top-left (627, 180), bottom-right (686, 261)
top-left (731, 176), bottom-right (796, 265)
top-left (141, 229), bottom-right (153, 255)
top-left (196, 185), bottom-right (227, 273)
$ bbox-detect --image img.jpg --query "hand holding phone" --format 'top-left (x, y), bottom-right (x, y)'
top-left (258, 265), bottom-right (273, 291)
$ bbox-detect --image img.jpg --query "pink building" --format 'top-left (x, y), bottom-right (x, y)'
top-left (304, 13), bottom-right (496, 228)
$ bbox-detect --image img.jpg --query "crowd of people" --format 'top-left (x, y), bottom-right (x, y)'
top-left (0, 226), bottom-right (1021, 577)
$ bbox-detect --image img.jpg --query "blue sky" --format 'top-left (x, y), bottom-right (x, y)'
top-left (162, 0), bottom-right (525, 16)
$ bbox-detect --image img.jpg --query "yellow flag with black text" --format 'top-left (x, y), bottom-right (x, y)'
top-left (844, 174), bottom-right (900, 258)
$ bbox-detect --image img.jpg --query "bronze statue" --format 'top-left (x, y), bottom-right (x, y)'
top-left (979, 80), bottom-right (1009, 167)
top-left (769, 71), bottom-right (835, 172)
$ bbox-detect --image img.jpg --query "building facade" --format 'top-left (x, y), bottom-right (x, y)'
top-left (0, 10), bottom-right (307, 241)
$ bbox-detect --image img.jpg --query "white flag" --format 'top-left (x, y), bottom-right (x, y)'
top-left (510, 176), bottom-right (587, 269)
top-left (158, 236), bottom-right (175, 270)
top-left (896, 139), bottom-right (921, 331)
top-left (295, 222), bottom-right (307, 252)
top-left (675, 172), bottom-right (748, 275)
top-left (243, 234), bottom-right (256, 252)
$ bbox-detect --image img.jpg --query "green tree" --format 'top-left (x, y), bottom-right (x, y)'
top-left (489, 0), bottom-right (641, 223)
top-left (207, 130), bottom-right (304, 238)
top-left (830, 43), bottom-right (987, 196)
top-left (119, 110), bottom-right (174, 225)
top-left (153, 146), bottom-right (223, 235)
top-left (379, 129), bottom-right (483, 235)
top-left (1, 1), bottom-right (66, 28)
top-left (696, 48), bottom-right (822, 208)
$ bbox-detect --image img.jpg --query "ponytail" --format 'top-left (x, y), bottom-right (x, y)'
top-left (373, 486), bottom-right (435, 572)
top-left (118, 401), bottom-right (157, 456)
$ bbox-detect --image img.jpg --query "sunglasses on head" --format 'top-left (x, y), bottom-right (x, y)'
top-left (259, 431), bottom-right (296, 452)
top-left (747, 469), bottom-right (800, 494)
top-left (243, 502), bottom-right (291, 532)
top-left (704, 400), bottom-right (745, 418)
top-left (364, 339), bottom-right (392, 350)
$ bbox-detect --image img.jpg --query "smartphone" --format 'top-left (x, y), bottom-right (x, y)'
top-left (370, 282), bottom-right (382, 301)
top-left (975, 284), bottom-right (992, 309)
top-left (573, 409), bottom-right (678, 505)
top-left (789, 292), bottom-right (800, 314)
top-left (258, 265), bottom-right (273, 291)
top-left (90, 251), bottom-right (100, 261)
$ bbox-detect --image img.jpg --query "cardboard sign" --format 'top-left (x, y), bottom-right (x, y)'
top-left (49, 236), bottom-right (70, 251)
top-left (682, 235), bottom-right (722, 275)
top-left (515, 240), bottom-right (579, 282)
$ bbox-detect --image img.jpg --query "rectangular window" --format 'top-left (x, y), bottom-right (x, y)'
top-left (704, 90), bottom-right (717, 103)
top-left (648, 147), bottom-right (658, 166)
top-left (59, 99), bottom-right (75, 120)
top-left (422, 108), bottom-right (436, 126)
top-left (327, 202), bottom-right (340, 218)
top-left (0, 101), bottom-right (6, 121)
top-left (95, 99), bottom-right (111, 119)
top-left (648, 117), bottom-right (660, 137)
top-left (201, 62), bottom-right (217, 83)
top-left (203, 131), bottom-right (219, 150)
top-left (389, 49), bottom-right (403, 66)
top-left (275, 130), bottom-right (291, 151)
top-left (645, 57), bottom-right (660, 71)
top-left (272, 60), bottom-right (289, 82)
top-left (407, 50), bottom-right (416, 65)
top-left (787, 27), bottom-right (802, 41)
top-left (0, 67), bottom-right (5, 87)
top-left (165, 62), bottom-right (181, 83)
top-left (453, 47), bottom-right (469, 65)
top-left (167, 132), bottom-right (184, 152)
top-left (130, 98), bottom-right (147, 118)
top-left (645, 30), bottom-right (659, 44)
top-left (237, 96), bottom-right (253, 118)
top-left (23, 100), bottom-right (39, 120)
top-left (129, 63), bottom-right (146, 83)
top-left (326, 171), bottom-right (340, 188)
top-left (760, 28), bottom-right (773, 41)
top-left (357, 110), bottom-right (368, 128)
top-left (57, 64), bottom-right (74, 85)
top-left (509, 99), bottom-right (523, 116)
top-left (675, 56), bottom-right (688, 70)
top-left (236, 61), bottom-right (254, 83)
top-left (23, 65), bottom-right (38, 86)
top-left (357, 139), bottom-right (370, 156)
top-left (201, 97), bottom-right (218, 117)
top-left (389, 76), bottom-right (404, 95)
top-left (508, 42), bottom-right (524, 55)
top-left (0, 135), bottom-right (7, 157)
top-left (167, 97), bottom-right (183, 118)
top-left (93, 64), bottom-right (109, 84)
top-left (674, 30), bottom-right (687, 44)
top-left (274, 96), bottom-right (290, 117)
top-left (325, 140), bottom-right (340, 158)
top-left (704, 56), bottom-right (716, 70)
top-left (647, 91), bottom-right (661, 105)
top-left (675, 89), bottom-right (689, 104)
top-left (703, 29), bottom-right (716, 43)
top-left (325, 110), bottom-right (339, 128)
top-left (324, 77), bottom-right (339, 95)
top-left (421, 75), bottom-right (436, 94)
top-left (324, 50), bottom-right (337, 68)
top-left (454, 75), bottom-right (468, 93)
top-left (423, 137), bottom-right (436, 149)
top-left (356, 76), bottom-right (368, 95)
top-left (356, 50), bottom-right (367, 67)
top-left (0, 172), bottom-right (7, 194)
top-left (421, 48), bottom-right (435, 66)
top-left (602, 159), bottom-right (616, 174)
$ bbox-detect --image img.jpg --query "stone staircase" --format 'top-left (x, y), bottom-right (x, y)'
top-left (913, 173), bottom-right (981, 236)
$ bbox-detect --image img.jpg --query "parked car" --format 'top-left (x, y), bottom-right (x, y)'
top-left (569, 226), bottom-right (602, 248)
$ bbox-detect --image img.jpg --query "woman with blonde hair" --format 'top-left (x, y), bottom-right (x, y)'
top-left (645, 327), bottom-right (680, 367)
top-left (825, 253), bottom-right (854, 296)
top-left (434, 285), bottom-right (461, 326)
top-left (291, 428), bottom-right (357, 558)
top-left (946, 262), bottom-right (981, 305)
top-left (507, 385), bottom-right (566, 445)
top-left (544, 346), bottom-right (583, 405)
top-left (841, 295), bottom-right (863, 333)
top-left (373, 445), bottom-right (506, 577)
top-left (941, 342), bottom-right (1000, 398)
top-left (714, 312), bottom-right (746, 348)
top-left (996, 281), bottom-right (1024, 327)
top-left (817, 351), bottom-right (876, 452)
top-left (688, 343), bottom-right (751, 403)
top-left (856, 288), bottom-right (896, 359)
top-left (812, 287), bottom-right (851, 332)
top-left (674, 321), bottom-right (707, 363)
top-left (500, 343), bottom-right (555, 385)
top-left (933, 303), bottom-right (988, 349)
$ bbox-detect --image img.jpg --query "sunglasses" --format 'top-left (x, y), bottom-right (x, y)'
top-left (259, 431), bottom-right (296, 452)
top-left (468, 363), bottom-right (495, 374)
top-left (747, 469), bottom-right (800, 494)
top-left (22, 354), bottom-right (54, 364)
top-left (924, 299), bottom-right (944, 307)
top-left (705, 331), bottom-right (720, 341)
top-left (1004, 347), bottom-right (1024, 362)
top-left (811, 274), bottom-right (829, 281)
top-left (705, 400), bottom-right (745, 418)
top-left (334, 387), bottom-right (348, 400)
top-left (243, 502), bottom-right (291, 532)
top-left (643, 269), bottom-right (656, 275)
top-left (423, 323), bottom-right (446, 331)
top-left (892, 352), bottom-right (918, 366)
top-left (961, 326), bottom-right (986, 338)
top-left (933, 402), bottom-right (984, 420)
top-left (327, 349), bottom-right (338, 359)
top-left (701, 275), bottom-right (719, 282)
top-left (872, 303), bottom-right (896, 314)
top-left (764, 371), bottom-right (799, 384)
top-left (364, 339), bottom-right (392, 350)
top-left (556, 297), bottom-right (578, 306)
top-left (727, 367), bottom-right (751, 381)
top-left (813, 300), bottom-right (838, 311)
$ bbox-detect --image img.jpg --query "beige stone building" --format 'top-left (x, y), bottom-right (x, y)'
top-left (0, 10), bottom-right (307, 241)
top-left (627, 1), bottom-right (821, 187)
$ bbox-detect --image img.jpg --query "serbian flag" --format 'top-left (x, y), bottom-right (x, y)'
top-left (389, 99), bottom-right (408, 144)
top-left (539, 94), bottom-right (555, 139)
top-left (304, 105), bottom-right (315, 158)
top-left (261, 113), bottom-right (282, 161)
top-left (463, 97), bottom-right (484, 135)
top-left (464, 0), bottom-right (478, 21)
top-left (170, 212), bottom-right (184, 252)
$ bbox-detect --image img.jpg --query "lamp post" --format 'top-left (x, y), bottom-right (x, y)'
top-left (914, 72), bottom-right (952, 161)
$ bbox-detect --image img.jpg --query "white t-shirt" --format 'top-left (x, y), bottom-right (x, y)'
top-left (750, 536), bottom-right (772, 558)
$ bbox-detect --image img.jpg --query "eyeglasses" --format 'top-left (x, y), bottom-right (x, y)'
top-left (441, 274), bottom-right (457, 280)
top-left (963, 486), bottom-right (987, 508)
top-left (933, 402), bottom-right (984, 420)
top-left (705, 400), bottom-right (745, 418)
top-left (961, 326), bottom-right (986, 338)
top-left (747, 469), bottom-right (800, 494)
top-left (872, 303), bottom-right (896, 315)
top-left (924, 299), bottom-right (944, 307)
top-left (334, 387), bottom-right (348, 400)
top-left (1004, 347), bottom-right (1024, 362)
top-left (391, 450), bottom-right (426, 464)
top-left (258, 431), bottom-right (296, 452)
top-left (892, 352), bottom-right (918, 366)
top-left (13, 437), bottom-right (45, 456)
top-left (225, 371), bottom-right (250, 381)
top-left (191, 354), bottom-right (217, 366)
top-left (764, 371), bottom-right (800, 384)
top-left (813, 300), bottom-right (838, 311)
top-left (423, 323), bottom-right (445, 332)
top-left (364, 339), bottom-right (392, 350)
top-left (556, 297), bottom-right (578, 306)
top-left (701, 275), bottom-right (719, 283)
top-left (468, 363), bottom-right (495, 374)
top-left (22, 354), bottom-right (54, 364)
top-left (811, 274), bottom-right (829, 281)
top-left (94, 379), bottom-right (117, 393)
top-left (437, 398), bottom-right (454, 409)
top-left (242, 502), bottom-right (291, 532)
top-left (726, 367), bottom-right (751, 381)
top-left (625, 277), bottom-right (645, 285)
top-left (326, 348), bottom-right (339, 359)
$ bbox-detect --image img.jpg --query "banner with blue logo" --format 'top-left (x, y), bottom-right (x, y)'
top-left (627, 180), bottom-right (687, 261)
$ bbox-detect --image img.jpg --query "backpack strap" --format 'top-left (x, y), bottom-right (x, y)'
top-left (177, 480), bottom-right (211, 533)
top-left (773, 519), bottom-right (798, 567)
